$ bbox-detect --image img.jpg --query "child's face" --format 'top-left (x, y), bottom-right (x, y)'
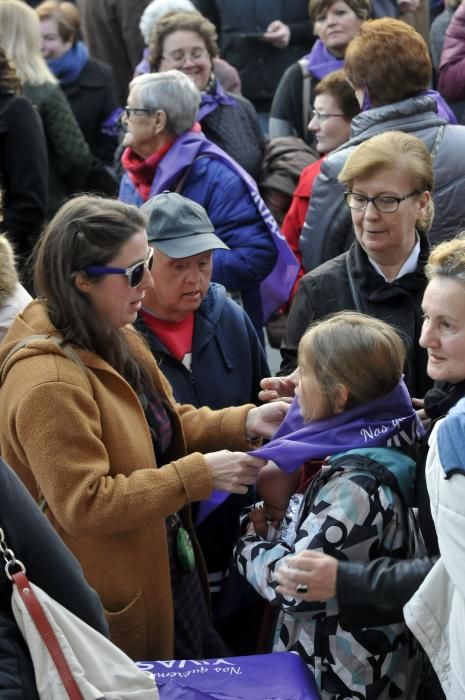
top-left (295, 365), bottom-right (328, 422)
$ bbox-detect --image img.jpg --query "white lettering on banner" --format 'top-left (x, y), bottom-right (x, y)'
top-left (360, 424), bottom-right (389, 441)
top-left (136, 658), bottom-right (239, 678)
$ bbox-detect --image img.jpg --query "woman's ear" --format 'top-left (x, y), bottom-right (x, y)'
top-left (153, 109), bottom-right (168, 134)
top-left (333, 384), bottom-right (349, 414)
top-left (74, 271), bottom-right (92, 294)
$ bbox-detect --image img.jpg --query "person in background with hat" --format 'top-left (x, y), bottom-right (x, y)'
top-left (135, 192), bottom-right (270, 652)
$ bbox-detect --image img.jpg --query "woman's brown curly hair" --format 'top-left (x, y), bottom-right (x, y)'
top-left (149, 11), bottom-right (218, 71)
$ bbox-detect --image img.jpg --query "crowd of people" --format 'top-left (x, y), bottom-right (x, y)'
top-left (1, 0), bottom-right (465, 698)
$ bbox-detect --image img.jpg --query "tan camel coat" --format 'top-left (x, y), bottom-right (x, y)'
top-left (0, 300), bottom-right (253, 660)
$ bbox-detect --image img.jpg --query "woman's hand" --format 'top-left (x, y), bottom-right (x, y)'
top-left (263, 20), bottom-right (291, 48)
top-left (258, 370), bottom-right (298, 403)
top-left (204, 450), bottom-right (266, 494)
top-left (412, 397), bottom-right (430, 430)
top-left (274, 551), bottom-right (338, 601)
top-left (249, 502), bottom-right (287, 537)
top-left (245, 401), bottom-right (289, 439)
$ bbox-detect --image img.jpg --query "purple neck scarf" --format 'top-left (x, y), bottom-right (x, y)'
top-left (142, 130), bottom-right (299, 320)
top-left (198, 79), bottom-right (236, 120)
top-left (195, 380), bottom-right (423, 524)
top-left (252, 380), bottom-right (424, 472)
top-left (361, 88), bottom-right (457, 124)
top-left (301, 39), bottom-right (344, 81)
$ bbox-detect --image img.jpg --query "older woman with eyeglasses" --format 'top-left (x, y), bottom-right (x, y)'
top-left (279, 129), bottom-right (433, 400)
top-left (148, 10), bottom-right (264, 180)
top-left (119, 69), bottom-right (298, 342)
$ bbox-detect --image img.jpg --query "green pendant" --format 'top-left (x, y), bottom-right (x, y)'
top-left (177, 526), bottom-right (195, 573)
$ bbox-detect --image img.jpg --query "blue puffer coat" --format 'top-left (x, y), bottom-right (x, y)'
top-left (120, 156), bottom-right (277, 337)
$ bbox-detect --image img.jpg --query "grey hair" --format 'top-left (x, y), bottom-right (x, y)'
top-left (139, 0), bottom-right (197, 44)
top-left (129, 70), bottom-right (200, 135)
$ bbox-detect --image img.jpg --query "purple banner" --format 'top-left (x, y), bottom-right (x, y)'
top-left (137, 653), bottom-right (320, 699)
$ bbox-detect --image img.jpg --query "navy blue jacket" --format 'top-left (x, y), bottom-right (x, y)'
top-left (135, 283), bottom-right (270, 586)
top-left (135, 283), bottom-right (270, 409)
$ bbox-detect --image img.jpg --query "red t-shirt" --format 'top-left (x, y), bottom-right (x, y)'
top-left (140, 309), bottom-right (194, 370)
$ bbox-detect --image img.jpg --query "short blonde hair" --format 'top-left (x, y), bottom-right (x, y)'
top-left (425, 233), bottom-right (465, 285)
top-left (338, 131), bottom-right (435, 234)
top-left (298, 311), bottom-right (405, 418)
top-left (0, 0), bottom-right (57, 86)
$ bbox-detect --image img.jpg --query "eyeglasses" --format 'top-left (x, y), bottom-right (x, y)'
top-left (344, 191), bottom-right (420, 213)
top-left (311, 109), bottom-right (345, 122)
top-left (124, 107), bottom-right (155, 119)
top-left (84, 248), bottom-right (154, 288)
top-left (161, 47), bottom-right (209, 65)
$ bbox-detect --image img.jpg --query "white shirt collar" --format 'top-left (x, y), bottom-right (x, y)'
top-left (368, 235), bottom-right (421, 282)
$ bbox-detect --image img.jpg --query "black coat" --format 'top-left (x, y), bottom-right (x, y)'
top-left (193, 0), bottom-right (313, 110)
top-left (0, 92), bottom-right (48, 268)
top-left (62, 57), bottom-right (120, 164)
top-left (201, 91), bottom-right (265, 181)
top-left (279, 237), bottom-right (431, 398)
top-left (0, 458), bottom-right (108, 698)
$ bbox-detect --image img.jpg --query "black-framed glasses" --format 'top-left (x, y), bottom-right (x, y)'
top-left (84, 248), bottom-right (154, 288)
top-left (344, 190), bottom-right (420, 213)
top-left (124, 107), bottom-right (155, 119)
top-left (311, 109), bottom-right (345, 122)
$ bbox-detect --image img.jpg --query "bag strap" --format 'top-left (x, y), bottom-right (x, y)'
top-left (12, 570), bottom-right (85, 700)
top-left (0, 527), bottom-right (84, 700)
top-left (345, 253), bottom-right (363, 312)
top-left (299, 58), bottom-right (312, 137)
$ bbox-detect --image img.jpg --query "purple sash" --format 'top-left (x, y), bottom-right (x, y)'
top-left (146, 130), bottom-right (299, 320)
top-left (198, 80), bottom-right (236, 121)
top-left (251, 379), bottom-right (424, 472)
top-left (301, 39), bottom-right (343, 80)
top-left (196, 380), bottom-right (423, 524)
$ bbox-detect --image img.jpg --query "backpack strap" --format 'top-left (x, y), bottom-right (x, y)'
top-left (298, 58), bottom-right (312, 139)
top-left (318, 453), bottom-right (426, 558)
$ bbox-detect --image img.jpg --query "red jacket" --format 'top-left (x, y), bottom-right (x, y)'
top-left (281, 158), bottom-right (323, 300)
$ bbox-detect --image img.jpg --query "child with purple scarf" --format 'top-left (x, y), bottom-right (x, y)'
top-left (235, 311), bottom-right (424, 699)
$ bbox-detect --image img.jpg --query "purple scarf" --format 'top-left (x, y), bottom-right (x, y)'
top-left (360, 88), bottom-right (458, 124)
top-left (143, 130), bottom-right (299, 320)
top-left (198, 79), bottom-right (236, 120)
top-left (252, 379), bottom-right (424, 472)
top-left (196, 380), bottom-right (423, 524)
top-left (301, 39), bottom-right (344, 81)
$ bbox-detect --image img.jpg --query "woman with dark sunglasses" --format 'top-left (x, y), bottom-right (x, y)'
top-left (0, 194), bottom-right (288, 663)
